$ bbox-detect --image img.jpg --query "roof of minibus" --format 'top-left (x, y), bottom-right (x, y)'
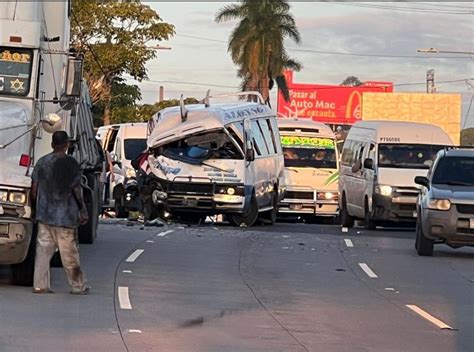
top-left (277, 118), bottom-right (335, 138)
top-left (349, 120), bottom-right (453, 145)
top-left (148, 102), bottom-right (273, 148)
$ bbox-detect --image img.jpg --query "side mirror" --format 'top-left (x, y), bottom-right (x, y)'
top-left (110, 152), bottom-right (120, 165)
top-left (415, 176), bottom-right (429, 188)
top-left (65, 57), bottom-right (83, 97)
top-left (245, 142), bottom-right (255, 162)
top-left (363, 158), bottom-right (374, 170)
top-left (42, 113), bottom-right (63, 133)
top-left (351, 160), bottom-right (361, 173)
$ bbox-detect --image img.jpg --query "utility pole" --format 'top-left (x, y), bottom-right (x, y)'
top-left (426, 69), bottom-right (435, 93)
top-left (158, 86), bottom-right (164, 102)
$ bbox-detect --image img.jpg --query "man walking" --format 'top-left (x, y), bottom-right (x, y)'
top-left (31, 131), bottom-right (90, 295)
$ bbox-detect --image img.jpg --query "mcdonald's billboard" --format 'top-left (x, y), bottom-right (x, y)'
top-left (277, 71), bottom-right (393, 125)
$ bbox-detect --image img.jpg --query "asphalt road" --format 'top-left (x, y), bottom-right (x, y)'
top-left (0, 220), bottom-right (473, 352)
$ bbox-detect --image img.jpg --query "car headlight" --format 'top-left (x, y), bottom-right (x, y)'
top-left (428, 199), bottom-right (451, 211)
top-left (9, 191), bottom-right (27, 204)
top-left (227, 187), bottom-right (235, 195)
top-left (317, 192), bottom-right (337, 200)
top-left (375, 185), bottom-right (393, 197)
top-left (0, 190), bottom-right (7, 202)
top-left (126, 168), bottom-right (136, 178)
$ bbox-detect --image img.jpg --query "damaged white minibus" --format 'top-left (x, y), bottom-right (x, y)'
top-left (143, 92), bottom-right (285, 226)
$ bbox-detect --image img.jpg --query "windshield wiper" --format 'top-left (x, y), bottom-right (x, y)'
top-left (201, 162), bottom-right (231, 173)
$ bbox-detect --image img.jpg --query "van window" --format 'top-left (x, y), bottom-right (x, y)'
top-left (105, 128), bottom-right (119, 153)
top-left (258, 119), bottom-right (276, 155)
top-left (251, 120), bottom-right (269, 156)
top-left (281, 136), bottom-right (337, 169)
top-left (341, 140), bottom-right (354, 166)
top-left (124, 138), bottom-right (147, 160)
top-left (378, 144), bottom-right (446, 170)
top-left (115, 137), bottom-right (122, 160)
top-left (269, 118), bottom-right (282, 153)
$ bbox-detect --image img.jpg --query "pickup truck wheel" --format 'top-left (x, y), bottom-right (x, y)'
top-left (229, 195), bottom-right (258, 227)
top-left (364, 199), bottom-right (377, 230)
top-left (416, 218), bottom-right (434, 256)
top-left (340, 194), bottom-right (354, 228)
top-left (10, 230), bottom-right (36, 286)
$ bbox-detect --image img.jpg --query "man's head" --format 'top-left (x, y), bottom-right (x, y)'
top-left (51, 131), bottom-right (69, 152)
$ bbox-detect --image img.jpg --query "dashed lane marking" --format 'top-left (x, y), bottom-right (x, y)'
top-left (406, 305), bottom-right (453, 330)
top-left (118, 287), bottom-right (132, 310)
top-left (127, 329), bottom-right (142, 334)
top-left (146, 240), bottom-right (154, 243)
top-left (157, 230), bottom-right (174, 237)
top-left (122, 270), bottom-right (132, 274)
top-left (358, 263), bottom-right (378, 278)
top-left (125, 249), bottom-right (144, 263)
top-left (344, 239), bottom-right (354, 248)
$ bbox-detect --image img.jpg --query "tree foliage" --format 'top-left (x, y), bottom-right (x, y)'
top-left (215, 0), bottom-right (301, 104)
top-left (71, 0), bottom-right (175, 125)
top-left (341, 76), bottom-right (363, 87)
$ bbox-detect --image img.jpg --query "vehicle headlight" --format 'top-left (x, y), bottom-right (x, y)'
top-left (428, 199), bottom-right (451, 211)
top-left (375, 185), bottom-right (393, 197)
top-left (9, 191), bottom-right (27, 204)
top-left (0, 190), bottom-right (7, 202)
top-left (126, 168), bottom-right (136, 178)
top-left (317, 192), bottom-right (337, 200)
top-left (227, 187), bottom-right (235, 195)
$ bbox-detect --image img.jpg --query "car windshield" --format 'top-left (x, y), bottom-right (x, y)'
top-left (281, 135), bottom-right (337, 169)
top-left (160, 129), bottom-right (243, 164)
top-left (124, 138), bottom-right (147, 160)
top-left (432, 156), bottom-right (474, 186)
top-left (0, 47), bottom-right (33, 97)
top-left (378, 144), bottom-right (445, 169)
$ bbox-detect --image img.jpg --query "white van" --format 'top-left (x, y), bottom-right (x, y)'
top-left (144, 92), bottom-right (285, 226)
top-left (277, 119), bottom-right (339, 220)
top-left (339, 121), bottom-right (453, 229)
top-left (101, 123), bottom-right (148, 216)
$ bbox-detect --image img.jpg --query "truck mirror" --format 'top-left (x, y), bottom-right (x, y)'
top-left (65, 57), bottom-right (83, 97)
top-left (42, 113), bottom-right (63, 133)
top-left (363, 158), bottom-right (374, 170)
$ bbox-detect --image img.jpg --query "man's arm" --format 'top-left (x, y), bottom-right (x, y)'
top-left (72, 185), bottom-right (86, 211)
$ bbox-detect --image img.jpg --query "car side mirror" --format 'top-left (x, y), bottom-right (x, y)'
top-left (415, 176), bottom-right (429, 188)
top-left (363, 158), bottom-right (374, 170)
top-left (245, 143), bottom-right (255, 162)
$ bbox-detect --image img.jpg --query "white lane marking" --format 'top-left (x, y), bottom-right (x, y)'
top-left (127, 329), bottom-right (142, 334)
top-left (358, 263), bottom-right (378, 278)
top-left (146, 240), bottom-right (154, 243)
top-left (406, 305), bottom-right (453, 330)
top-left (344, 239), bottom-right (354, 248)
top-left (122, 270), bottom-right (132, 274)
top-left (157, 230), bottom-right (174, 237)
top-left (126, 249), bottom-right (144, 263)
top-left (118, 287), bottom-right (132, 310)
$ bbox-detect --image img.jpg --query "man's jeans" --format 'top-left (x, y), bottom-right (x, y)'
top-left (33, 223), bottom-right (87, 291)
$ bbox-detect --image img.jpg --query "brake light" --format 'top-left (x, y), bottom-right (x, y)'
top-left (19, 154), bottom-right (31, 167)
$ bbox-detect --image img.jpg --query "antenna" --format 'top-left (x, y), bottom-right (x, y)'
top-left (180, 94), bottom-right (188, 123)
top-left (203, 89), bottom-right (211, 107)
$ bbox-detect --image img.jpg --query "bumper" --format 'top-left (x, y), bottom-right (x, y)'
top-left (421, 208), bottom-right (474, 246)
top-left (279, 190), bottom-right (339, 216)
top-left (166, 194), bottom-right (245, 213)
top-left (373, 194), bottom-right (418, 222)
top-left (0, 217), bottom-right (33, 265)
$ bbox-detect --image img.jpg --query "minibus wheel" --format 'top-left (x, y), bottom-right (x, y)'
top-left (364, 199), bottom-right (377, 230)
top-left (229, 195), bottom-right (259, 227)
top-left (340, 194), bottom-right (354, 228)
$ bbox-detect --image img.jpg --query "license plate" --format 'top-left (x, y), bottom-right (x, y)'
top-left (290, 204), bottom-right (303, 210)
top-left (470, 219), bottom-right (474, 229)
top-left (0, 224), bottom-right (9, 235)
top-left (413, 211), bottom-right (417, 218)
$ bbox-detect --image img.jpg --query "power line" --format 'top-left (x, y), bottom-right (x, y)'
top-left (175, 33), bottom-right (472, 60)
top-left (462, 94), bottom-right (474, 130)
top-left (411, 2), bottom-right (474, 10)
top-left (323, 2), bottom-right (473, 15)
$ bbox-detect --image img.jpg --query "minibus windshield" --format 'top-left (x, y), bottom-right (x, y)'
top-left (281, 135), bottom-right (337, 169)
top-left (0, 47), bottom-right (33, 97)
top-left (378, 144), bottom-right (445, 169)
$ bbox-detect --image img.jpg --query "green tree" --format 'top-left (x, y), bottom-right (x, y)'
top-left (71, 0), bottom-right (175, 125)
top-left (341, 76), bottom-right (363, 87)
top-left (215, 0), bottom-right (301, 104)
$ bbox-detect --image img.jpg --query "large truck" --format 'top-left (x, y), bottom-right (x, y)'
top-left (0, 1), bottom-right (102, 285)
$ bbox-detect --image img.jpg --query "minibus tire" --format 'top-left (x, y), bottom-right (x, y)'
top-left (260, 191), bottom-right (278, 225)
top-left (364, 199), bottom-right (377, 230)
top-left (340, 194), bottom-right (354, 228)
top-left (229, 195), bottom-right (259, 227)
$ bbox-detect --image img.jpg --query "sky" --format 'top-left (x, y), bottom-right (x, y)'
top-left (136, 1), bottom-right (474, 128)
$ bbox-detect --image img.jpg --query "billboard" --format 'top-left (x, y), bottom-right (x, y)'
top-left (277, 71), bottom-right (393, 125)
top-left (362, 92), bottom-right (462, 144)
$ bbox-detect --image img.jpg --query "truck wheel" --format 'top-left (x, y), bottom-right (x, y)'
top-left (340, 194), bottom-right (354, 228)
top-left (364, 199), bottom-right (377, 230)
top-left (259, 191), bottom-right (278, 225)
top-left (416, 218), bottom-right (434, 256)
top-left (78, 175), bottom-right (100, 244)
top-left (229, 195), bottom-right (259, 227)
top-left (10, 230), bottom-right (36, 286)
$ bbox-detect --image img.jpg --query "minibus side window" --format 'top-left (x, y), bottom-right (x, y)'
top-left (257, 119), bottom-right (276, 155)
top-left (341, 140), bottom-right (354, 166)
top-left (251, 120), bottom-right (269, 156)
top-left (269, 118), bottom-right (282, 154)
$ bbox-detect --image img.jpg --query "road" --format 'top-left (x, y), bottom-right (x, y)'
top-left (0, 220), bottom-right (473, 352)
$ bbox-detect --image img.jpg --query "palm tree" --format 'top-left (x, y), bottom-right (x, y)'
top-left (215, 0), bottom-right (301, 104)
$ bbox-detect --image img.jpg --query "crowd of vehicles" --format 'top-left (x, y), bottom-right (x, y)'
top-left (0, 1), bottom-right (102, 285)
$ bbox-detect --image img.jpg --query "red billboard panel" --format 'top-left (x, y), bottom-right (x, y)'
top-left (277, 71), bottom-right (393, 125)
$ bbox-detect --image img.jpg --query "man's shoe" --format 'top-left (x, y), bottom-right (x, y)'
top-left (33, 288), bottom-right (55, 294)
top-left (70, 285), bottom-right (91, 295)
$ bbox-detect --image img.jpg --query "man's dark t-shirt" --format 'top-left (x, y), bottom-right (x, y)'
top-left (31, 153), bottom-right (82, 228)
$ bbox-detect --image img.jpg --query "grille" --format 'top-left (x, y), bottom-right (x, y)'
top-left (284, 191), bottom-right (314, 200)
top-left (399, 204), bottom-right (416, 211)
top-left (456, 204), bottom-right (474, 214)
top-left (167, 183), bottom-right (213, 195)
top-left (395, 187), bottom-right (420, 197)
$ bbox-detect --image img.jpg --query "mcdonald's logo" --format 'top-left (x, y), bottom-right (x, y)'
top-left (345, 90), bottom-right (362, 120)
